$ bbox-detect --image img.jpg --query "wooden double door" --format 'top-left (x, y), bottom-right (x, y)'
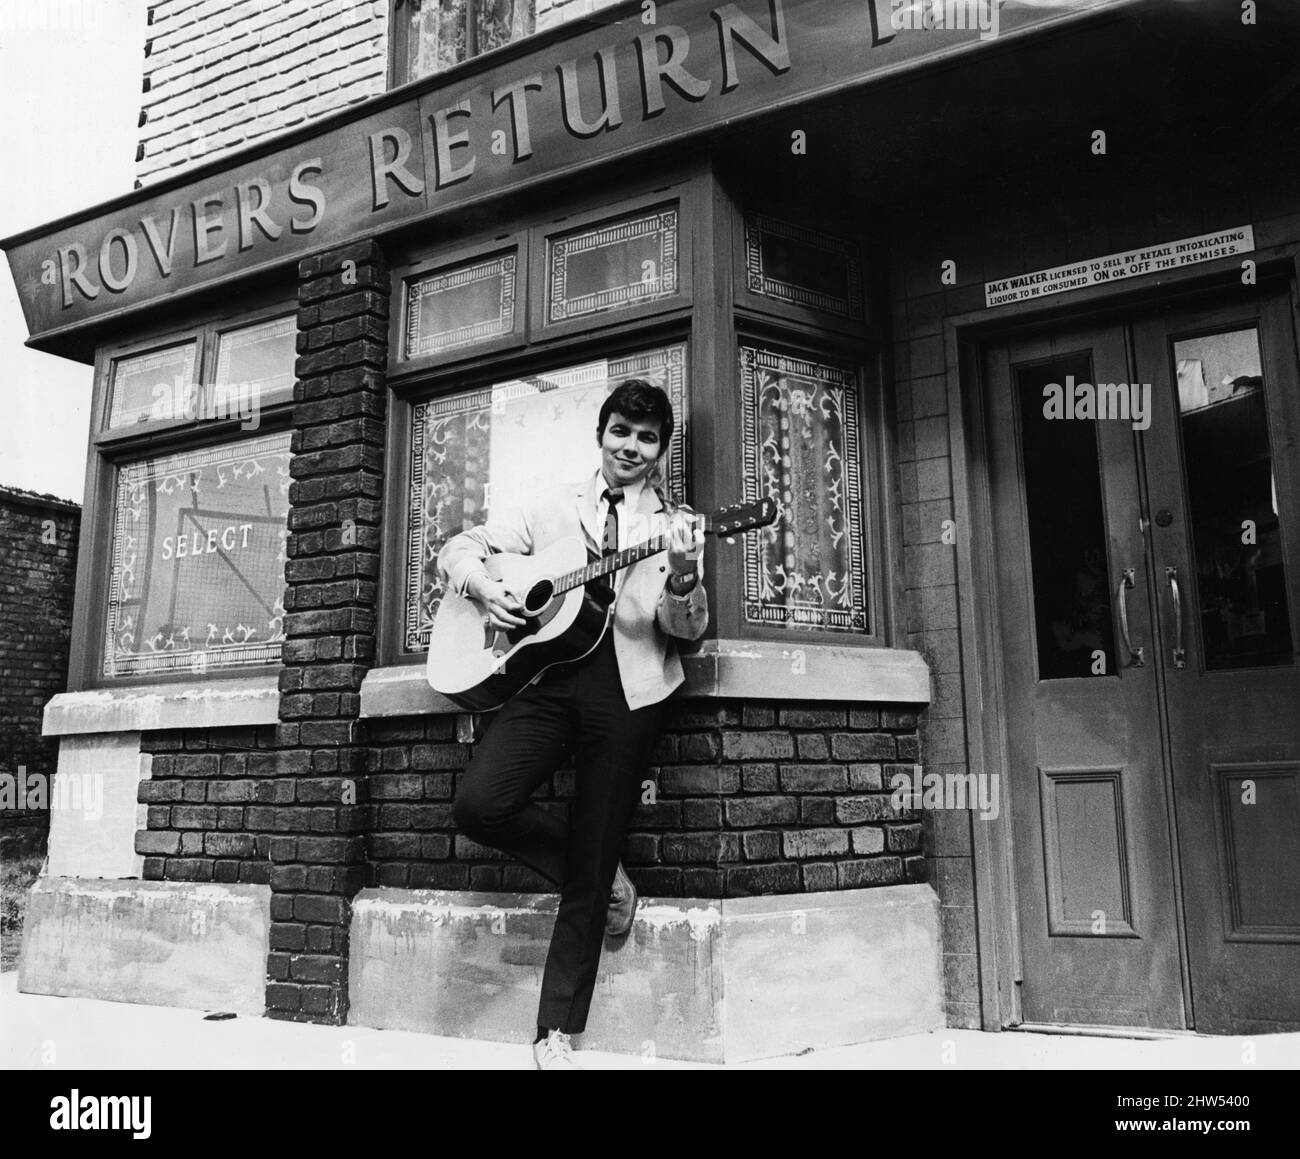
top-left (985, 290), bottom-right (1300, 1033)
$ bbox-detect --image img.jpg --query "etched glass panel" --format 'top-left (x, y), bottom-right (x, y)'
top-left (1015, 353), bottom-right (1116, 680)
top-left (477, 0), bottom-right (535, 54)
top-left (403, 0), bottom-right (536, 81)
top-left (404, 252), bottom-right (516, 358)
top-left (106, 342), bottom-right (197, 429)
top-left (744, 213), bottom-right (863, 319)
top-left (404, 0), bottom-right (469, 78)
top-left (1174, 327), bottom-right (1293, 669)
top-left (400, 0), bottom-right (630, 82)
top-left (103, 433), bottom-right (292, 678)
top-left (740, 345), bottom-right (868, 632)
top-left (535, 0), bottom-right (621, 34)
top-left (406, 343), bottom-right (688, 651)
top-left (215, 315), bottom-right (296, 406)
top-left (547, 208), bottom-right (678, 323)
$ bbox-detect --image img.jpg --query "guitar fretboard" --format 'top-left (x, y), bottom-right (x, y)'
top-left (554, 517), bottom-right (717, 594)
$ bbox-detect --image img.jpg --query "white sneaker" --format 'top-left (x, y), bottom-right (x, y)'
top-left (532, 1029), bottom-right (583, 1070)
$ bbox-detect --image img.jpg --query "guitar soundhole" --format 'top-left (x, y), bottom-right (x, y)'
top-left (522, 579), bottom-right (553, 616)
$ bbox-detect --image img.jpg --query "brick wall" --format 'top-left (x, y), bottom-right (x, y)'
top-left (139, 0), bottom-right (388, 185)
top-left (141, 703), bottom-right (926, 900)
top-left (138, 726), bottom-right (278, 881)
top-left (888, 277), bottom-right (975, 1027)
top-left (0, 488), bottom-right (80, 866)
top-left (266, 238), bottom-right (391, 1022)
top-left (365, 702), bottom-right (926, 897)
top-left (136, 0), bottom-right (642, 185)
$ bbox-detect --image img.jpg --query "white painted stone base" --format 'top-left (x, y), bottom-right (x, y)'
top-left (18, 878), bottom-right (271, 1016)
top-left (45, 733), bottom-right (150, 879)
top-left (349, 884), bottom-right (943, 1062)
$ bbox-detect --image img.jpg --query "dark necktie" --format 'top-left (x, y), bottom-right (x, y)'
top-left (601, 487), bottom-right (624, 592)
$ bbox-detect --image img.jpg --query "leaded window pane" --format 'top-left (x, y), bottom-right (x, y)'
top-left (547, 208), bottom-right (678, 324)
top-left (106, 342), bottom-right (197, 429)
top-left (214, 315), bottom-right (296, 412)
top-left (404, 252), bottom-right (517, 359)
top-left (740, 344), bottom-right (868, 632)
top-left (402, 0), bottom-right (536, 82)
top-left (103, 433), bottom-right (292, 677)
top-left (744, 212), bottom-right (864, 319)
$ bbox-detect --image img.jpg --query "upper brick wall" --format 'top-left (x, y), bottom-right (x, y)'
top-left (138, 0), bottom-right (388, 186)
top-left (135, 0), bottom-right (633, 186)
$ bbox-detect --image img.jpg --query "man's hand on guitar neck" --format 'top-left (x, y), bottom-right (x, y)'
top-left (465, 574), bottom-right (526, 630)
top-left (665, 505), bottom-right (703, 594)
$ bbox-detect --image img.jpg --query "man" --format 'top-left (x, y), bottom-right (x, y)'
top-left (437, 379), bottom-right (708, 1070)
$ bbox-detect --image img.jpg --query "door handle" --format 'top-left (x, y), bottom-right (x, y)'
top-left (1116, 567), bottom-right (1144, 667)
top-left (1166, 566), bottom-right (1186, 668)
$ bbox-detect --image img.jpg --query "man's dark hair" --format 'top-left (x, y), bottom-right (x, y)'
top-left (596, 379), bottom-right (674, 455)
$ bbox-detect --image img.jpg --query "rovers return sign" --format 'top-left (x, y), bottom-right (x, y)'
top-left (3, 0), bottom-right (1126, 345)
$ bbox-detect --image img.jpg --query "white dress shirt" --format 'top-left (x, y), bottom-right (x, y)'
top-left (591, 470), bottom-right (647, 596)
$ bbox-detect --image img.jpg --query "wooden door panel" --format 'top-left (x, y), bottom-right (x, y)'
top-left (1209, 761), bottom-right (1300, 935)
top-left (985, 328), bottom-right (1185, 1028)
top-left (1038, 766), bottom-right (1137, 937)
top-left (1134, 291), bottom-right (1300, 1032)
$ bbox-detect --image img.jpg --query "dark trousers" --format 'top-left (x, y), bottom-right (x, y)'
top-left (452, 631), bottom-right (665, 1034)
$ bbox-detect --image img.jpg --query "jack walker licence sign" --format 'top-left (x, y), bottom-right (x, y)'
top-left (985, 226), bottom-right (1256, 308)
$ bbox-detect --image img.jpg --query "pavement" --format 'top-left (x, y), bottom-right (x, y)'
top-left (4, 970), bottom-right (1300, 1070)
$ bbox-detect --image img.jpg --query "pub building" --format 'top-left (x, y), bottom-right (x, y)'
top-left (4, 0), bottom-right (1299, 1060)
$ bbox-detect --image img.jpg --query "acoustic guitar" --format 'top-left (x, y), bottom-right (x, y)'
top-left (425, 497), bottom-right (778, 711)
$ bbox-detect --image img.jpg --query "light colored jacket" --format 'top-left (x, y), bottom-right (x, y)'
top-left (437, 476), bottom-right (708, 710)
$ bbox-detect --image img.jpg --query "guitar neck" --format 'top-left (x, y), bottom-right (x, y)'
top-left (554, 516), bottom-right (720, 595)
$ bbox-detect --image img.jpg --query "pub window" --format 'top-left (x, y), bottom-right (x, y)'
top-left (736, 209), bottom-right (869, 338)
top-left (738, 341), bottom-right (871, 635)
top-left (390, 0), bottom-right (624, 86)
top-left (390, 240), bottom-right (525, 376)
top-left (545, 207), bottom-right (680, 326)
top-left (403, 341), bottom-right (688, 652)
top-left (103, 434), bottom-right (292, 679)
top-left (86, 302), bottom-right (296, 684)
top-left (213, 314), bottom-right (297, 410)
top-left (105, 340), bottom-right (198, 430)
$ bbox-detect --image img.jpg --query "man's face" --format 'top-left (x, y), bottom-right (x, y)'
top-left (599, 410), bottom-right (664, 489)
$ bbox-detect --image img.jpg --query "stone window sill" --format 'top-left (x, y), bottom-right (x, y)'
top-left (360, 640), bottom-right (931, 719)
top-left (39, 645), bottom-right (931, 735)
top-left (42, 676), bottom-right (280, 737)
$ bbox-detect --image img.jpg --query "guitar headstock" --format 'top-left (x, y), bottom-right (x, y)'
top-left (707, 496), bottom-right (779, 537)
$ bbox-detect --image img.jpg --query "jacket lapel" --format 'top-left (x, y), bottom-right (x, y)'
top-left (574, 476), bottom-right (600, 548)
top-left (636, 484), bottom-right (666, 540)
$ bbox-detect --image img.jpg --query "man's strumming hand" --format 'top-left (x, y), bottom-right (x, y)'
top-left (465, 574), bottom-right (526, 629)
